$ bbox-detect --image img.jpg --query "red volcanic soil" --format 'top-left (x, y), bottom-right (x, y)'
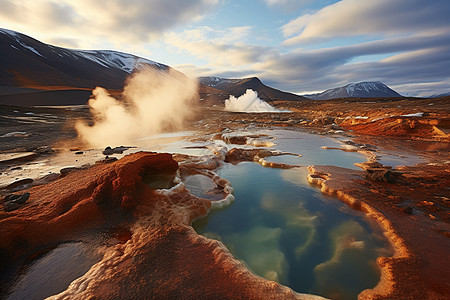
top-left (1, 152), bottom-right (316, 299)
top-left (275, 96), bottom-right (450, 142)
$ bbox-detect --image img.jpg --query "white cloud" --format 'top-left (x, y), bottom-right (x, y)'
top-left (282, 0), bottom-right (450, 45)
top-left (0, 0), bottom-right (219, 49)
top-left (165, 27), bottom-right (275, 69)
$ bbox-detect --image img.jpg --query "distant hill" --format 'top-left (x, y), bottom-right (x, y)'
top-left (199, 76), bottom-right (307, 102)
top-left (0, 28), bottom-right (169, 105)
top-left (303, 81), bottom-right (402, 100)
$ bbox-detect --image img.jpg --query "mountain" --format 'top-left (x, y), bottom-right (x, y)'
top-left (428, 92), bottom-right (450, 98)
top-left (199, 76), bottom-right (307, 102)
top-left (0, 28), bottom-right (169, 105)
top-left (303, 81), bottom-right (402, 100)
top-left (0, 28), bottom-right (306, 106)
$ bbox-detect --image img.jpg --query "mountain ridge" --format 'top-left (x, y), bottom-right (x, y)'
top-left (199, 76), bottom-right (307, 102)
top-left (303, 81), bottom-right (402, 100)
top-left (1, 29), bottom-right (307, 105)
top-left (0, 28), bottom-right (171, 105)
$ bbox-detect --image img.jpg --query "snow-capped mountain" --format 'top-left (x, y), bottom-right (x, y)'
top-left (427, 91), bottom-right (450, 98)
top-left (199, 76), bottom-right (307, 102)
top-left (303, 81), bottom-right (402, 100)
top-left (0, 28), bottom-right (170, 105)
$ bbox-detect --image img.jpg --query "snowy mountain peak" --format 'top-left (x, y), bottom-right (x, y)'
top-left (304, 81), bottom-right (402, 100)
top-left (0, 28), bottom-right (166, 75)
top-left (75, 50), bottom-right (161, 73)
top-left (198, 76), bottom-right (241, 88)
top-left (345, 81), bottom-right (388, 96)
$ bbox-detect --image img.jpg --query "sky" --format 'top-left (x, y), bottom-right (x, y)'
top-left (1, 0), bottom-right (449, 96)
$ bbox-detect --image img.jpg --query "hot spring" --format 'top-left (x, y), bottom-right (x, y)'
top-left (191, 129), bottom-right (394, 300)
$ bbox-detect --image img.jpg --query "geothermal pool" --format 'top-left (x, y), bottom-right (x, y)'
top-left (192, 129), bottom-right (396, 300)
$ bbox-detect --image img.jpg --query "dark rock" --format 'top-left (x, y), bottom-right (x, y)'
top-left (404, 206), bottom-right (414, 214)
top-left (10, 166), bottom-right (22, 171)
top-left (75, 151), bottom-right (84, 155)
top-left (34, 146), bottom-right (53, 154)
top-left (222, 135), bottom-right (248, 145)
top-left (3, 192), bottom-right (30, 211)
top-left (5, 178), bottom-right (33, 190)
top-left (60, 167), bottom-right (81, 177)
top-left (365, 168), bottom-right (396, 183)
top-left (33, 173), bottom-right (60, 186)
top-left (96, 156), bottom-right (118, 164)
top-left (3, 201), bottom-right (20, 212)
top-left (103, 146), bottom-right (113, 155)
top-left (103, 146), bottom-right (131, 155)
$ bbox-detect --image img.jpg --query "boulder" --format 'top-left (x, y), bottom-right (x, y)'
top-left (365, 168), bottom-right (396, 183)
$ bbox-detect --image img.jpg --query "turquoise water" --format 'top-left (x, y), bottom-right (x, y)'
top-left (193, 129), bottom-right (393, 299)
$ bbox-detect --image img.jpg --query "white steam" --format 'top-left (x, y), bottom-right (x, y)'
top-left (224, 89), bottom-right (287, 113)
top-left (76, 68), bottom-right (198, 148)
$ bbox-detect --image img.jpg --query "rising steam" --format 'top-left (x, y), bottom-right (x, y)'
top-left (76, 68), bottom-right (198, 148)
top-left (224, 89), bottom-right (287, 113)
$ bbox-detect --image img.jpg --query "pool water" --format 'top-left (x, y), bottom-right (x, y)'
top-left (193, 129), bottom-right (394, 299)
top-left (193, 163), bottom-right (392, 299)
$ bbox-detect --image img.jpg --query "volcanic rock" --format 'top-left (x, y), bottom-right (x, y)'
top-left (59, 167), bottom-right (82, 177)
top-left (102, 146), bottom-right (132, 155)
top-left (5, 178), bottom-right (33, 191)
top-left (2, 192), bottom-right (30, 212)
top-left (365, 168), bottom-right (397, 183)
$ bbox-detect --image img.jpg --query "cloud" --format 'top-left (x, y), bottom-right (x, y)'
top-left (165, 27), bottom-right (276, 69)
top-left (263, 0), bottom-right (311, 12)
top-left (282, 0), bottom-right (450, 45)
top-left (256, 33), bottom-right (450, 94)
top-left (0, 0), bottom-right (218, 49)
top-left (172, 63), bottom-right (213, 78)
top-left (167, 23), bottom-right (450, 96)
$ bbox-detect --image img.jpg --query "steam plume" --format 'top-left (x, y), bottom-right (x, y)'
top-left (76, 68), bottom-right (198, 148)
top-left (224, 89), bottom-right (287, 113)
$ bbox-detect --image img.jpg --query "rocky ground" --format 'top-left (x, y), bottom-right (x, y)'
top-left (196, 96), bottom-right (450, 142)
top-left (0, 97), bottom-right (449, 299)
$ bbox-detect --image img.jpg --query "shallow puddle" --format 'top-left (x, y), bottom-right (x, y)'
top-left (6, 242), bottom-right (101, 300)
top-left (184, 174), bottom-right (225, 201)
top-left (143, 171), bottom-right (177, 189)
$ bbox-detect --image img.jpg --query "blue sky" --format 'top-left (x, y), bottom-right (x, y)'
top-left (1, 0), bottom-right (449, 96)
